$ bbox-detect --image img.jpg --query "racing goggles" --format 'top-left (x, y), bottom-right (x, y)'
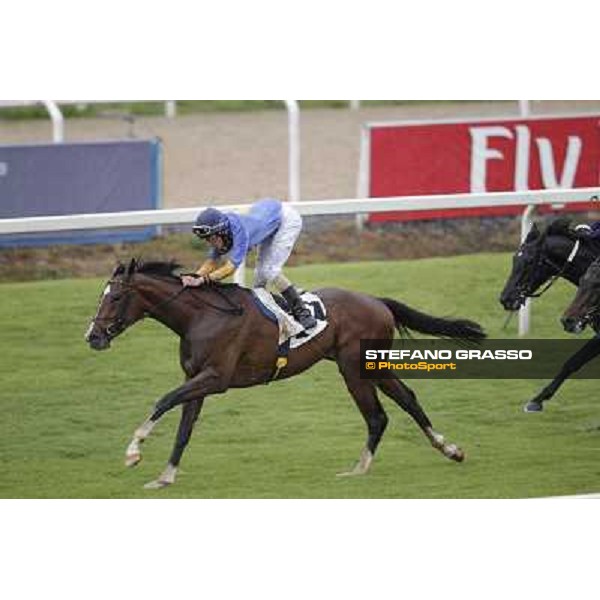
top-left (192, 223), bottom-right (227, 239)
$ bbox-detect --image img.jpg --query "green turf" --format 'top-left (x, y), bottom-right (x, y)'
top-left (1, 253), bottom-right (599, 498)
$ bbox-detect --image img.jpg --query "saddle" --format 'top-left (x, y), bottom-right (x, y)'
top-left (251, 288), bottom-right (329, 381)
top-left (252, 288), bottom-right (328, 347)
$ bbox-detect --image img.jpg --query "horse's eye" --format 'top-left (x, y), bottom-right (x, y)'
top-left (110, 295), bottom-right (122, 303)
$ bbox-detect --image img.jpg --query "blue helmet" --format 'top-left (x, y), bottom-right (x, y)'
top-left (193, 208), bottom-right (230, 238)
top-left (193, 207), bottom-right (232, 252)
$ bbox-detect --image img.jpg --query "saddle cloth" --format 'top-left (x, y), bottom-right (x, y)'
top-left (251, 288), bottom-right (328, 349)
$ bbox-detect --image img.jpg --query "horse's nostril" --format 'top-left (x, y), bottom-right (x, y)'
top-left (561, 316), bottom-right (578, 331)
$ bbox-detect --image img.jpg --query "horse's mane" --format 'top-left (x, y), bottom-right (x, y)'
top-left (135, 260), bottom-right (182, 280)
top-left (128, 259), bottom-right (241, 290)
top-left (544, 217), bottom-right (600, 250)
top-left (545, 217), bottom-right (574, 238)
top-left (525, 217), bottom-right (600, 260)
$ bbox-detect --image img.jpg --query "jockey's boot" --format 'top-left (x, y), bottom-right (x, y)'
top-left (282, 285), bottom-right (317, 330)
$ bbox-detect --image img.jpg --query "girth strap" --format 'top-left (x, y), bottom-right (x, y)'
top-left (267, 339), bottom-right (291, 384)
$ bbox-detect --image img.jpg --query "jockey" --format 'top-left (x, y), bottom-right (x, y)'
top-left (575, 222), bottom-right (600, 239)
top-left (181, 198), bottom-right (317, 330)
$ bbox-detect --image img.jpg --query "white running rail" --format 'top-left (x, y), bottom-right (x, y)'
top-left (1, 187), bottom-right (598, 335)
top-left (1, 188), bottom-right (596, 234)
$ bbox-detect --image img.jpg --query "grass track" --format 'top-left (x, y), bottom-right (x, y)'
top-left (1, 253), bottom-right (599, 498)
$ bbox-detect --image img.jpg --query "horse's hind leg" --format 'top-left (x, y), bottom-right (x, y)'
top-left (337, 370), bottom-right (389, 477)
top-left (377, 375), bottom-right (464, 463)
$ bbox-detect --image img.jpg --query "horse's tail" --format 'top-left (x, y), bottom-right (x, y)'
top-left (378, 297), bottom-right (486, 343)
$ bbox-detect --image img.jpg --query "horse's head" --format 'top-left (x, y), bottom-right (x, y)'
top-left (561, 259), bottom-right (600, 334)
top-left (500, 224), bottom-right (547, 310)
top-left (499, 218), bottom-right (578, 311)
top-left (85, 259), bottom-right (145, 350)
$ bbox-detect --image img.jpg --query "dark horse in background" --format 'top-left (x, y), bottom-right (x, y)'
top-left (562, 258), bottom-right (600, 334)
top-left (499, 217), bottom-right (600, 413)
top-left (85, 259), bottom-right (485, 489)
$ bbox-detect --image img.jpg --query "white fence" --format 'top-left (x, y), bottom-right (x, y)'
top-left (1, 187), bottom-right (599, 334)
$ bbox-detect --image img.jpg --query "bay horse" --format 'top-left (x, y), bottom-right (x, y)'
top-left (85, 259), bottom-right (485, 489)
top-left (499, 217), bottom-right (600, 412)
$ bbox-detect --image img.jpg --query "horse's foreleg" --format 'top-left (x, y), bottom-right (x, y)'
top-left (145, 369), bottom-right (224, 488)
top-left (143, 398), bottom-right (204, 489)
top-left (124, 368), bottom-right (222, 484)
top-left (337, 371), bottom-right (388, 477)
top-left (150, 367), bottom-right (220, 421)
top-left (377, 376), bottom-right (464, 463)
top-left (125, 418), bottom-right (157, 467)
top-left (525, 336), bottom-right (600, 412)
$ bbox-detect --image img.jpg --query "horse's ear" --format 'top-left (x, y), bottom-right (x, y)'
top-left (127, 258), bottom-right (137, 275)
top-left (113, 262), bottom-right (125, 276)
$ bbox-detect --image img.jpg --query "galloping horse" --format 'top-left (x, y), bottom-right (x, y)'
top-left (500, 217), bottom-right (600, 412)
top-left (86, 259), bottom-right (485, 489)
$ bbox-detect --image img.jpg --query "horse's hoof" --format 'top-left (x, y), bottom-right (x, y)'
top-left (450, 447), bottom-right (465, 463)
top-left (524, 401), bottom-right (543, 413)
top-left (336, 464), bottom-right (370, 477)
top-left (143, 479), bottom-right (172, 490)
top-left (336, 471), bottom-right (366, 478)
top-left (443, 444), bottom-right (465, 463)
top-left (125, 453), bottom-right (142, 468)
top-left (336, 470), bottom-right (361, 478)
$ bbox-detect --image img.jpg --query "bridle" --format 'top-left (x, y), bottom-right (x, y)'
top-left (89, 278), bottom-right (136, 338)
top-left (90, 276), bottom-right (244, 339)
top-left (571, 302), bottom-right (600, 331)
top-left (515, 238), bottom-right (581, 302)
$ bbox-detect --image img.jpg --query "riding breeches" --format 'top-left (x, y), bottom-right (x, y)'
top-left (253, 204), bottom-right (302, 289)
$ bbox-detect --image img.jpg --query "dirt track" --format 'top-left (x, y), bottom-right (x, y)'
top-left (2, 100), bottom-right (600, 281)
top-left (3, 100), bottom-right (600, 207)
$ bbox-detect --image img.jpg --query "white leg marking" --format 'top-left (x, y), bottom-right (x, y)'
top-left (125, 419), bottom-right (157, 467)
top-left (427, 428), bottom-right (464, 462)
top-left (144, 464), bottom-right (178, 489)
top-left (337, 447), bottom-right (374, 477)
top-left (135, 420), bottom-right (156, 439)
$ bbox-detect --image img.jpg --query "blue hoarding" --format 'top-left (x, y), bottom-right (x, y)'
top-left (0, 138), bottom-right (162, 247)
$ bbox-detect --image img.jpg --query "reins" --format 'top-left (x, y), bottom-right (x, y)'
top-left (141, 279), bottom-right (245, 317)
top-left (194, 284), bottom-right (244, 316)
top-left (142, 286), bottom-right (187, 316)
top-left (525, 239), bottom-right (581, 299)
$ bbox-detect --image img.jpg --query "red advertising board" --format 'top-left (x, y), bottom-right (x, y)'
top-left (368, 114), bottom-right (600, 221)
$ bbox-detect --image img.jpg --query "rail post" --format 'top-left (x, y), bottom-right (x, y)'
top-left (518, 204), bottom-right (536, 336)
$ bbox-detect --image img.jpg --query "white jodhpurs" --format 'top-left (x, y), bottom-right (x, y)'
top-left (253, 204), bottom-right (302, 289)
